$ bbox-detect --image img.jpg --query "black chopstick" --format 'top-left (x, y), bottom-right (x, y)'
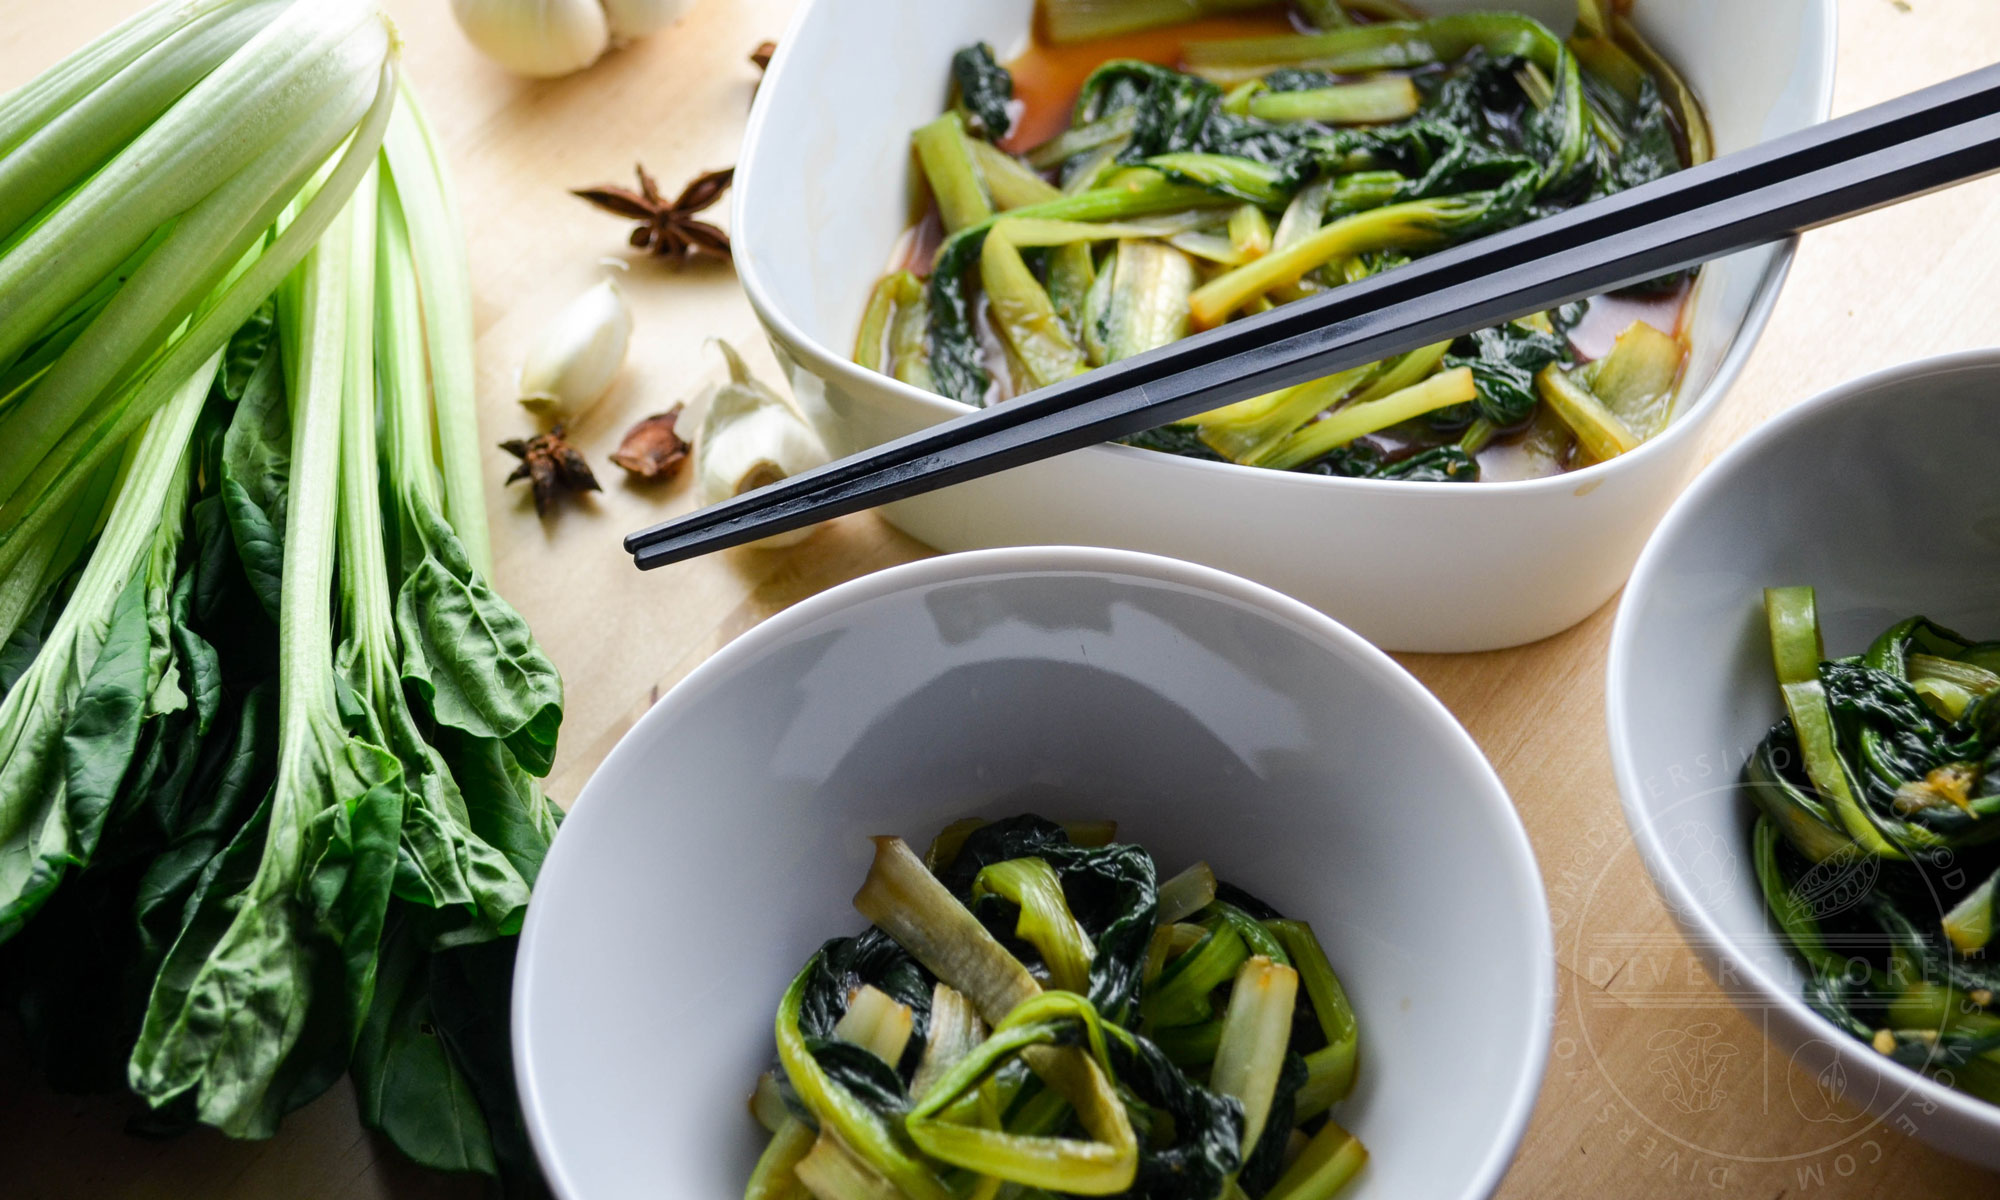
top-left (629, 63), bottom-right (2000, 569)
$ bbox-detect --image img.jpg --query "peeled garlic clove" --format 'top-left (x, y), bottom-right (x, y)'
top-left (696, 341), bottom-right (830, 549)
top-left (601, 0), bottom-right (692, 42)
top-left (451, 0), bottom-right (610, 79)
top-left (519, 277), bottom-right (633, 419)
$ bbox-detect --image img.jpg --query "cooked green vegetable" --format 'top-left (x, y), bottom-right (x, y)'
top-left (859, 0), bottom-right (1702, 483)
top-left (1043, 0), bottom-right (1275, 44)
top-left (952, 43), bottom-right (1017, 141)
top-left (750, 815), bottom-right (1368, 1199)
top-left (1748, 590), bottom-right (2000, 1105)
top-left (0, 7), bottom-right (565, 1189)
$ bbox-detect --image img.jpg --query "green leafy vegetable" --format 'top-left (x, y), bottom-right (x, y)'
top-left (0, 12), bottom-right (565, 1189)
top-left (861, 0), bottom-right (1700, 480)
top-left (1749, 590), bottom-right (2000, 1106)
top-left (753, 814), bottom-right (1362, 1199)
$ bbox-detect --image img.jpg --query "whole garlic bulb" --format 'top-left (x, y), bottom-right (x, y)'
top-left (519, 276), bottom-right (632, 418)
top-left (451, 0), bottom-right (693, 79)
top-left (696, 341), bottom-right (830, 549)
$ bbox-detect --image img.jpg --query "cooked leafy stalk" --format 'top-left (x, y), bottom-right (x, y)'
top-left (834, 983), bottom-right (918, 1064)
top-left (1247, 77), bottom-right (1421, 124)
top-left (1196, 363), bottom-right (1378, 465)
top-left (1266, 1118), bottom-right (1369, 1200)
top-left (1265, 367), bottom-right (1477, 470)
top-left (970, 138), bottom-right (1066, 209)
top-left (906, 993), bottom-right (1140, 1194)
top-left (752, 817), bottom-right (1367, 1199)
top-left (855, 836), bottom-right (1041, 1025)
top-left (910, 982), bottom-right (987, 1100)
top-left (1946, 869), bottom-right (2000, 954)
top-left (913, 112), bottom-right (994, 234)
top-left (1189, 195), bottom-right (1510, 329)
top-left (860, 0), bottom-right (1700, 479)
top-left (746, 1119), bottom-right (817, 1200)
top-left (1102, 239), bottom-right (1197, 362)
top-left (1534, 363), bottom-right (1639, 462)
top-left (1581, 319), bottom-right (1682, 439)
top-left (1761, 587), bottom-right (1906, 859)
top-left (1158, 861), bottom-right (1219, 925)
top-left (1271, 919), bottom-right (1360, 1116)
top-left (974, 857), bottom-right (1097, 994)
top-left (1042, 0), bottom-right (1273, 44)
top-left (854, 273), bottom-right (900, 374)
top-left (1211, 956), bottom-right (1300, 1156)
top-left (983, 229), bottom-right (1088, 388)
top-left (1749, 593), bottom-right (2000, 1107)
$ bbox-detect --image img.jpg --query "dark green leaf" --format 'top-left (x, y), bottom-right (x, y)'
top-left (219, 348), bottom-right (291, 622)
top-left (1375, 444), bottom-right (1480, 482)
top-left (220, 302), bottom-right (277, 402)
top-left (394, 500), bottom-right (563, 779)
top-left (1439, 320), bottom-right (1569, 429)
top-left (951, 43), bottom-right (1014, 141)
top-left (429, 938), bottom-right (555, 1199)
top-left (355, 915), bottom-right (498, 1176)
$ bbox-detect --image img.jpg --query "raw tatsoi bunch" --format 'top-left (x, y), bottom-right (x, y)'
top-left (748, 816), bottom-right (1367, 1200)
top-left (854, 0), bottom-right (1703, 483)
top-left (0, 1), bottom-right (562, 1189)
top-left (1747, 588), bottom-right (2000, 1104)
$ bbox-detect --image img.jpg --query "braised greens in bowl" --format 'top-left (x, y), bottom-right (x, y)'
top-left (747, 815), bottom-right (1369, 1200)
top-left (1747, 588), bottom-right (2000, 1104)
top-left (854, 0), bottom-right (1705, 483)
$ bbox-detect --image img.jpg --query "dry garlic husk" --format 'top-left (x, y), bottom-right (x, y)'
top-left (450, 0), bottom-right (691, 78)
top-left (696, 341), bottom-right (830, 549)
top-left (519, 276), bottom-right (632, 419)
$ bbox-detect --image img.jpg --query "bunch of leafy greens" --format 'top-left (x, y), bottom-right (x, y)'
top-left (746, 815), bottom-right (1369, 1200)
top-left (1747, 587), bottom-right (2000, 1104)
top-left (852, 0), bottom-right (1705, 484)
top-left (0, 8), bottom-right (564, 1189)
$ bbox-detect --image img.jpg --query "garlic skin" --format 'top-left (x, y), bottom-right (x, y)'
top-left (450, 0), bottom-right (690, 78)
top-left (696, 342), bottom-right (831, 549)
top-left (518, 277), bottom-right (632, 419)
top-left (600, 0), bottom-right (692, 42)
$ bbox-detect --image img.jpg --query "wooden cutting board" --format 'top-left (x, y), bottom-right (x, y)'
top-left (4, 1), bottom-right (1999, 1196)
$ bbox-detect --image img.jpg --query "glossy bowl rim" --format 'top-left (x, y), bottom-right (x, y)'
top-left (732, 0), bottom-right (1837, 500)
top-left (1605, 346), bottom-right (2000, 1142)
top-left (516, 544), bottom-right (1556, 1200)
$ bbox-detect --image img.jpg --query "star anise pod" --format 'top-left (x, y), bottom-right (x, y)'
top-left (572, 164), bottom-right (734, 264)
top-left (751, 41), bottom-right (775, 73)
top-left (609, 405), bottom-right (690, 481)
top-left (501, 425), bottom-right (600, 517)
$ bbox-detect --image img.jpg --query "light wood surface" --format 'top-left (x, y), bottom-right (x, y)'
top-left (5, 1), bottom-right (2000, 1196)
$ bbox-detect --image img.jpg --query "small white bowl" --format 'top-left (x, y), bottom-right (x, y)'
top-left (735, 0), bottom-right (1836, 652)
top-left (1607, 351), bottom-right (2000, 1170)
top-left (515, 547), bottom-right (1552, 1200)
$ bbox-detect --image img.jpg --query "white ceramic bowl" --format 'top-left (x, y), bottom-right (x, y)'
top-left (735, 1), bottom-right (1836, 652)
top-left (1607, 351), bottom-right (2000, 1170)
top-left (516, 547), bottom-right (1552, 1200)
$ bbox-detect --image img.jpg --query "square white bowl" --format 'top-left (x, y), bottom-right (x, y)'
top-left (735, 0), bottom-right (1836, 651)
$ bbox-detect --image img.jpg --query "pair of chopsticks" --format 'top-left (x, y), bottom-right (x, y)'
top-left (628, 63), bottom-right (2000, 570)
